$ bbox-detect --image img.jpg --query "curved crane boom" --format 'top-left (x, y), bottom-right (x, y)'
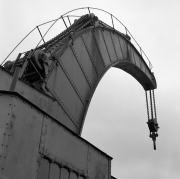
top-left (42, 15), bottom-right (157, 134)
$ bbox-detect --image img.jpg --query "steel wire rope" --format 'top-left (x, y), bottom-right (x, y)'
top-left (152, 90), bottom-right (157, 119)
top-left (1, 27), bottom-right (36, 66)
top-left (145, 91), bottom-right (150, 120)
top-left (149, 90), bottom-right (154, 119)
top-left (1, 15), bottom-right (79, 66)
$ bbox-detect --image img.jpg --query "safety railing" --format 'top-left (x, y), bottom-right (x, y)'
top-left (1, 7), bottom-right (153, 69)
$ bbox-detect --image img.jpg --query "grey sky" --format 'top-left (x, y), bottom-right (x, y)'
top-left (1, 0), bottom-right (180, 178)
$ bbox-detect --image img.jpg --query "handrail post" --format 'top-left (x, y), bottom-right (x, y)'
top-left (37, 26), bottom-right (46, 44)
top-left (67, 15), bottom-right (72, 26)
top-left (87, 7), bottom-right (95, 28)
top-left (111, 14), bottom-right (114, 30)
top-left (9, 53), bottom-right (22, 91)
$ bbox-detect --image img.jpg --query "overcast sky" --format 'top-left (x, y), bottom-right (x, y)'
top-left (0, 0), bottom-right (180, 179)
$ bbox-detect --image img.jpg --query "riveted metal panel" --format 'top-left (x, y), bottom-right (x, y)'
top-left (72, 35), bottom-right (98, 86)
top-left (127, 45), bottom-right (136, 65)
top-left (56, 104), bottom-right (78, 133)
top-left (38, 158), bottom-right (50, 179)
top-left (0, 94), bottom-right (14, 173)
top-left (81, 31), bottom-right (104, 75)
top-left (0, 67), bottom-right (58, 122)
top-left (45, 67), bottom-right (77, 132)
top-left (59, 47), bottom-right (90, 101)
top-left (95, 29), bottom-right (112, 65)
top-left (101, 30), bottom-right (117, 62)
top-left (49, 163), bottom-right (60, 179)
top-left (61, 168), bottom-right (69, 179)
top-left (117, 36), bottom-right (128, 60)
top-left (0, 94), bottom-right (13, 156)
top-left (110, 32), bottom-right (124, 61)
top-left (1, 95), bottom-right (43, 179)
top-left (132, 49), bottom-right (141, 68)
top-left (47, 62), bottom-right (83, 124)
top-left (42, 117), bottom-right (89, 174)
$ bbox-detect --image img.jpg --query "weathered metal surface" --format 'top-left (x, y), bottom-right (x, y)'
top-left (0, 91), bottom-right (112, 179)
top-left (38, 157), bottom-right (109, 179)
top-left (0, 94), bottom-right (14, 171)
top-left (40, 114), bottom-right (111, 179)
top-left (0, 92), bottom-right (43, 179)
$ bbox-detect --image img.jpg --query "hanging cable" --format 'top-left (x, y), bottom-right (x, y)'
top-left (145, 91), bottom-right (150, 121)
top-left (149, 90), bottom-right (154, 119)
top-left (145, 90), bottom-right (159, 150)
top-left (152, 90), bottom-right (157, 119)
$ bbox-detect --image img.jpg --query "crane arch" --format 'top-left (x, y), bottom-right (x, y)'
top-left (45, 23), bottom-right (157, 135)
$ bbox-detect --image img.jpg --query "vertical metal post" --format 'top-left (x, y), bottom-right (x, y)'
top-left (9, 67), bottom-right (21, 91)
top-left (9, 53), bottom-right (22, 91)
top-left (61, 16), bottom-right (69, 31)
top-left (88, 7), bottom-right (94, 28)
top-left (111, 14), bottom-right (114, 30)
top-left (140, 47), bottom-right (142, 56)
top-left (37, 26), bottom-right (46, 44)
top-left (125, 27), bottom-right (127, 35)
top-left (67, 15), bottom-right (71, 26)
top-left (61, 15), bottom-right (74, 44)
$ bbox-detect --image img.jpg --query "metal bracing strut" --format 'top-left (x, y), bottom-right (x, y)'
top-left (145, 90), bottom-right (159, 150)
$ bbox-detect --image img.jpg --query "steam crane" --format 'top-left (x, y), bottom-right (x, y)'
top-left (0, 8), bottom-right (159, 179)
